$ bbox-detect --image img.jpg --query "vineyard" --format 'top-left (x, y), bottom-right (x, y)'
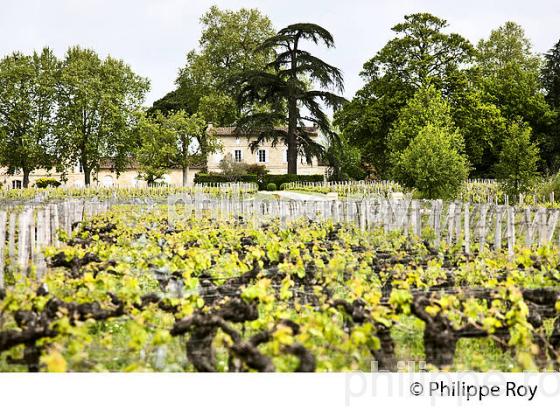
top-left (0, 186), bottom-right (559, 372)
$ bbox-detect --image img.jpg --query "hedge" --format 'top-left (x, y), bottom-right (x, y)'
top-left (194, 173), bottom-right (258, 184)
top-left (262, 174), bottom-right (323, 189)
top-left (194, 172), bottom-right (324, 189)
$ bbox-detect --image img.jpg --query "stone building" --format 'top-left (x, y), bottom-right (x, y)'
top-left (0, 126), bottom-right (327, 188)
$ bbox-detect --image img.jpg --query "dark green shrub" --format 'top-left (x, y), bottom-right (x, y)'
top-left (34, 177), bottom-right (61, 188)
top-left (259, 174), bottom-right (323, 190)
top-left (194, 173), bottom-right (258, 184)
top-left (266, 182), bottom-right (277, 191)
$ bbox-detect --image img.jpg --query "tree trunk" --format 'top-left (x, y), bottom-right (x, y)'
top-left (83, 166), bottom-right (91, 187)
top-left (182, 166), bottom-right (190, 187)
top-left (22, 169), bottom-right (31, 188)
top-left (287, 97), bottom-right (298, 175)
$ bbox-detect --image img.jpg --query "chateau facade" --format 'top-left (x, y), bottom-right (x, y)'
top-left (0, 126), bottom-right (327, 188)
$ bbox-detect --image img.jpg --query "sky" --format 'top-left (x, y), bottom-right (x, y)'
top-left (2, 0), bottom-right (560, 105)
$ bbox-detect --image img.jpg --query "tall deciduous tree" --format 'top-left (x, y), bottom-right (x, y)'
top-left (234, 23), bottom-right (346, 175)
top-left (0, 48), bottom-right (59, 187)
top-left (56, 47), bottom-right (149, 186)
top-left (394, 123), bottom-right (469, 199)
top-left (136, 111), bottom-right (219, 186)
top-left (387, 85), bottom-right (469, 195)
top-left (542, 39), bottom-right (560, 170)
top-left (477, 22), bottom-right (553, 170)
top-left (334, 13), bottom-right (474, 177)
top-left (543, 39), bottom-right (560, 109)
top-left (151, 6), bottom-right (274, 126)
top-left (495, 121), bottom-right (539, 198)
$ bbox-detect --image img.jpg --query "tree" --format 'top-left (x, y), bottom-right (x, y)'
top-left (334, 13), bottom-right (474, 177)
top-left (542, 39), bottom-right (560, 171)
top-left (135, 112), bottom-right (177, 185)
top-left (136, 110), bottom-right (218, 186)
top-left (151, 6), bottom-right (274, 125)
top-left (56, 47), bottom-right (149, 186)
top-left (450, 87), bottom-right (508, 177)
top-left (495, 121), bottom-right (539, 198)
top-left (234, 23), bottom-right (346, 175)
top-left (394, 123), bottom-right (469, 199)
top-left (477, 22), bottom-right (553, 170)
top-left (0, 49), bottom-right (59, 187)
top-left (324, 134), bottom-right (364, 181)
top-left (543, 39), bottom-right (560, 109)
top-left (387, 85), bottom-right (459, 158)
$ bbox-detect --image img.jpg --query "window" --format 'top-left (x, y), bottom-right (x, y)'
top-left (258, 149), bottom-right (266, 163)
top-left (12, 180), bottom-right (22, 189)
top-left (234, 149), bottom-right (242, 162)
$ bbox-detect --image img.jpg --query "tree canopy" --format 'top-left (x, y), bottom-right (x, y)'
top-left (334, 13), bottom-right (474, 177)
top-left (56, 46), bottom-right (149, 186)
top-left (233, 22), bottom-right (346, 174)
top-left (0, 49), bottom-right (59, 187)
top-left (151, 6), bottom-right (275, 126)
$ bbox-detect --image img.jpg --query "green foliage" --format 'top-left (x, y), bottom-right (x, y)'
top-left (477, 22), bottom-right (553, 171)
top-left (34, 177), bottom-right (61, 188)
top-left (234, 22), bottom-right (346, 174)
top-left (151, 6), bottom-right (274, 127)
top-left (56, 46), bottom-right (150, 186)
top-left (260, 174), bottom-right (323, 190)
top-left (218, 154), bottom-right (250, 181)
top-left (0, 48), bottom-right (59, 187)
top-left (450, 88), bottom-right (508, 177)
top-left (135, 112), bottom-right (178, 185)
top-left (193, 172), bottom-right (323, 188)
top-left (324, 134), bottom-right (365, 180)
top-left (542, 39), bottom-right (560, 171)
top-left (1, 205), bottom-right (557, 372)
top-left (194, 172), bottom-right (258, 184)
top-left (543, 39), bottom-right (560, 109)
top-left (266, 182), bottom-right (277, 191)
top-left (136, 110), bottom-right (213, 186)
top-left (495, 122), bottom-right (540, 198)
top-left (245, 164), bottom-right (269, 179)
top-left (393, 124), bottom-right (469, 199)
top-left (387, 85), bottom-right (460, 158)
top-left (335, 13), bottom-right (473, 177)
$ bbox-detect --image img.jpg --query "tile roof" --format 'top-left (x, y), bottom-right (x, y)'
top-left (211, 125), bottom-right (319, 137)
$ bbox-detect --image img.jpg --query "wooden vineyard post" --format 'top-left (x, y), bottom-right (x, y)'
top-left (507, 206), bottom-right (515, 257)
top-left (477, 204), bottom-right (488, 253)
top-left (538, 207), bottom-right (547, 246)
top-left (464, 203), bottom-right (470, 255)
top-left (433, 200), bottom-right (442, 248)
top-left (0, 210), bottom-right (6, 286)
top-left (446, 202), bottom-right (455, 245)
top-left (52, 204), bottom-right (60, 247)
top-left (547, 209), bottom-right (559, 243)
top-left (17, 207), bottom-right (32, 273)
top-left (454, 201), bottom-right (462, 244)
top-left (359, 200), bottom-right (366, 231)
top-left (411, 201), bottom-right (421, 238)
top-left (494, 206), bottom-right (503, 251)
top-left (524, 208), bottom-right (533, 247)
